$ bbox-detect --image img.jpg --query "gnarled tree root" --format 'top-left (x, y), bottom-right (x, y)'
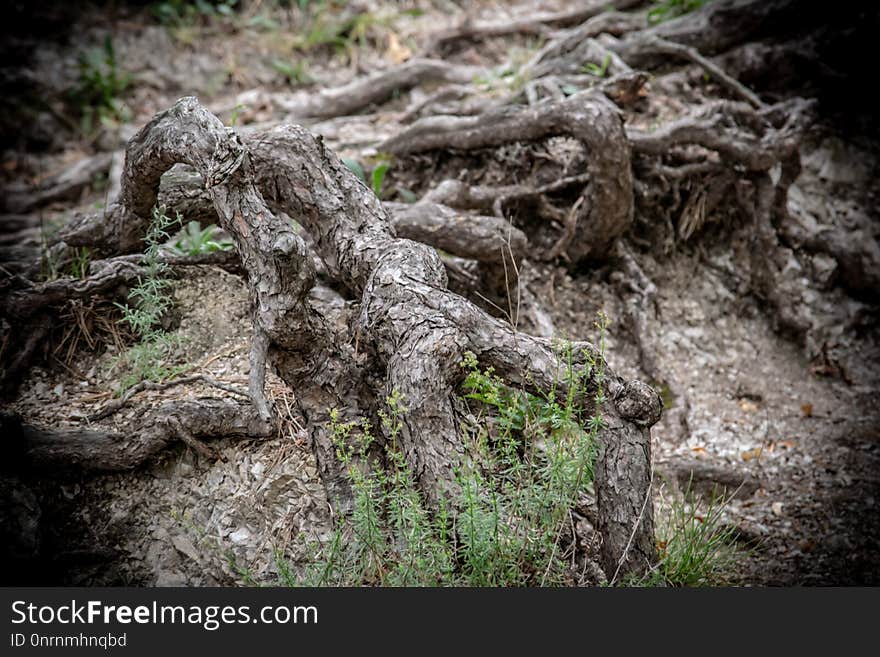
top-left (380, 90), bottom-right (634, 265)
top-left (56, 97), bottom-right (661, 580)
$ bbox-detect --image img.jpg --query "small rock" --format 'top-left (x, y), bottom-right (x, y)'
top-left (229, 527), bottom-right (251, 544)
top-left (152, 526), bottom-right (170, 541)
top-left (171, 534), bottom-right (200, 562)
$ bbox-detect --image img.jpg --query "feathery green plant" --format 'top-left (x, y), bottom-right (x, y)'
top-left (112, 206), bottom-right (186, 394)
top-left (651, 482), bottom-right (742, 586)
top-left (285, 318), bottom-right (611, 586)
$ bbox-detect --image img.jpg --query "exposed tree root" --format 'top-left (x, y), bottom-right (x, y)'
top-left (5, 0), bottom-right (855, 584)
top-left (2, 399), bottom-right (272, 473)
top-left (381, 91), bottom-right (633, 265)
top-left (43, 97), bottom-right (661, 579)
top-left (273, 58), bottom-right (484, 120)
top-left (425, 0), bottom-right (646, 54)
top-left (87, 374), bottom-right (250, 422)
top-left (618, 35), bottom-right (764, 108)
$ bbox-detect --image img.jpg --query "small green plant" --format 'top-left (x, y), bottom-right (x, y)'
top-left (229, 103), bottom-right (246, 128)
top-left (474, 67), bottom-right (527, 96)
top-left (112, 206), bottom-right (186, 393)
top-left (169, 221), bottom-right (234, 256)
top-left (582, 54), bottom-right (612, 78)
top-left (286, 317), bottom-right (611, 586)
top-left (271, 59), bottom-right (313, 86)
top-left (370, 161), bottom-right (390, 199)
top-left (152, 0), bottom-right (239, 26)
top-left (68, 247), bottom-right (92, 279)
top-left (68, 37), bottom-right (131, 134)
top-left (647, 0), bottom-right (708, 25)
top-left (342, 157), bottom-right (391, 199)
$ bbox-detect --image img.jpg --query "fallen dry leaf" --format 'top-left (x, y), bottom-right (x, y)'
top-left (739, 399), bottom-right (758, 413)
top-left (801, 403), bottom-right (813, 417)
top-left (741, 447), bottom-right (763, 462)
top-left (385, 33), bottom-right (412, 64)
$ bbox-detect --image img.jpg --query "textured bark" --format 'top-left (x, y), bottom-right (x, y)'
top-left (386, 202), bottom-right (527, 266)
top-left (385, 201), bottom-right (528, 309)
top-left (55, 97), bottom-right (661, 579)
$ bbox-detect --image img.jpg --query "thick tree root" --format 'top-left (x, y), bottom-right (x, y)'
top-left (273, 58), bottom-right (484, 120)
top-left (381, 91), bottom-right (634, 265)
top-left (53, 97), bottom-right (661, 579)
top-left (3, 399), bottom-right (272, 473)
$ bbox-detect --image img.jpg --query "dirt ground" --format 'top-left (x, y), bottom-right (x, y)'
top-left (1, 1), bottom-right (878, 585)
